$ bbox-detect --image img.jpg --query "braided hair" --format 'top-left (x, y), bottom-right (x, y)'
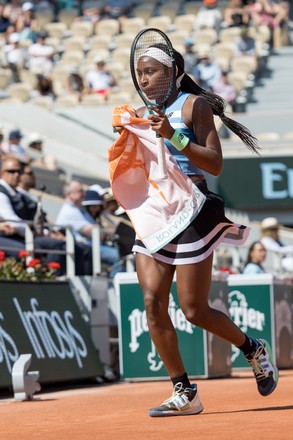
top-left (173, 49), bottom-right (260, 155)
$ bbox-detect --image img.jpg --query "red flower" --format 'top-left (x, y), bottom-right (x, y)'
top-left (0, 250), bottom-right (6, 261)
top-left (47, 262), bottom-right (60, 270)
top-left (18, 250), bottom-right (30, 258)
top-left (27, 258), bottom-right (41, 268)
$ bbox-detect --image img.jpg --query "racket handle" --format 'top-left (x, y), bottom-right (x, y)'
top-left (156, 134), bottom-right (167, 179)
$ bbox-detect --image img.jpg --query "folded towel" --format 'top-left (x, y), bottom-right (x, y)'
top-left (108, 105), bottom-right (206, 253)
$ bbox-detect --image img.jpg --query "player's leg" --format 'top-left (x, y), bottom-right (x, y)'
top-left (176, 253), bottom-right (278, 397)
top-left (136, 253), bottom-right (203, 417)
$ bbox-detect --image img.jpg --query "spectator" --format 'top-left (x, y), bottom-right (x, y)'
top-left (27, 31), bottom-right (54, 76)
top-left (3, 32), bottom-right (25, 82)
top-left (102, 0), bottom-right (134, 29)
top-left (56, 180), bottom-right (124, 277)
top-left (1, 129), bottom-right (31, 163)
top-left (0, 157), bottom-right (69, 274)
top-left (85, 55), bottom-right (116, 101)
top-left (242, 241), bottom-right (267, 274)
top-left (0, 3), bottom-right (13, 35)
top-left (35, 73), bottom-right (56, 99)
top-left (195, 0), bottom-right (223, 35)
top-left (76, 1), bottom-right (102, 24)
top-left (224, 0), bottom-right (250, 27)
top-left (182, 38), bottom-right (198, 75)
top-left (26, 132), bottom-right (58, 171)
top-left (15, 1), bottom-right (37, 43)
top-left (192, 50), bottom-right (222, 91)
top-left (213, 71), bottom-right (237, 106)
top-left (63, 66), bottom-right (85, 102)
top-left (260, 217), bottom-right (293, 272)
top-left (234, 26), bottom-right (257, 57)
top-left (246, 0), bottom-right (289, 31)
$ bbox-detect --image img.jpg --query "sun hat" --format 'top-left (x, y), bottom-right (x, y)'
top-left (260, 217), bottom-right (279, 231)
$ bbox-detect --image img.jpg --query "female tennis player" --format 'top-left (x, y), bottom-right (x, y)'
top-left (112, 42), bottom-right (278, 417)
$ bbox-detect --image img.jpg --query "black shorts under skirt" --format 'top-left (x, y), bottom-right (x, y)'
top-left (132, 179), bottom-right (250, 265)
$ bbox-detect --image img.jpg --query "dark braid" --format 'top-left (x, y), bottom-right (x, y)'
top-left (173, 49), bottom-right (260, 155)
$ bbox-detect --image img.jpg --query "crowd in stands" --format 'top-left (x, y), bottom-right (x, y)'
top-left (0, 154), bottom-right (135, 277)
top-left (0, 0), bottom-right (290, 109)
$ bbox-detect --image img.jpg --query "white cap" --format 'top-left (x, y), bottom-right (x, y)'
top-left (27, 132), bottom-right (43, 145)
top-left (22, 2), bottom-right (34, 11)
top-left (260, 217), bottom-right (279, 231)
top-left (9, 32), bottom-right (20, 44)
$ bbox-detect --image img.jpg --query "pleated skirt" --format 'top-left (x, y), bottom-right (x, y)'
top-left (132, 179), bottom-right (250, 265)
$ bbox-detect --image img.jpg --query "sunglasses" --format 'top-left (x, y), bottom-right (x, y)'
top-left (4, 169), bottom-right (21, 174)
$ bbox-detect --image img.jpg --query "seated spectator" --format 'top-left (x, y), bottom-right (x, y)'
top-left (1, 129), bottom-right (32, 163)
top-left (75, 1), bottom-right (103, 24)
top-left (102, 0), bottom-right (134, 27)
top-left (3, 32), bottom-right (25, 82)
top-left (85, 55), bottom-right (116, 101)
top-left (25, 132), bottom-right (58, 171)
top-left (192, 50), bottom-right (222, 91)
top-left (63, 66), bottom-right (85, 102)
top-left (182, 38), bottom-right (198, 75)
top-left (234, 26), bottom-right (257, 57)
top-left (0, 157), bottom-right (70, 275)
top-left (35, 73), bottom-right (56, 99)
top-left (15, 1), bottom-right (37, 43)
top-left (213, 71), bottom-right (237, 106)
top-left (27, 31), bottom-right (54, 77)
top-left (224, 0), bottom-right (250, 27)
top-left (0, 3), bottom-right (13, 36)
top-left (242, 241), bottom-right (267, 274)
top-left (195, 0), bottom-right (223, 35)
top-left (246, 0), bottom-right (289, 40)
top-left (260, 217), bottom-right (293, 272)
top-left (56, 180), bottom-right (124, 277)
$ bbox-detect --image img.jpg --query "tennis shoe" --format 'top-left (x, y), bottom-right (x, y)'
top-left (148, 382), bottom-right (203, 417)
top-left (245, 338), bottom-right (279, 396)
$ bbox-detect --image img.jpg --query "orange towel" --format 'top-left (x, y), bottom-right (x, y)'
top-left (108, 105), bottom-right (206, 253)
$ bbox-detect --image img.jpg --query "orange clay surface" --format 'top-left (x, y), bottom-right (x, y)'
top-left (0, 369), bottom-right (292, 440)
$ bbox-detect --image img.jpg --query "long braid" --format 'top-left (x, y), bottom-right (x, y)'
top-left (174, 50), bottom-right (260, 155)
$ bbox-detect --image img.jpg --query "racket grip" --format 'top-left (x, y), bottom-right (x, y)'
top-left (156, 134), bottom-right (167, 179)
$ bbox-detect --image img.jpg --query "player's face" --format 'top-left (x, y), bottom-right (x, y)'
top-left (137, 56), bottom-right (170, 103)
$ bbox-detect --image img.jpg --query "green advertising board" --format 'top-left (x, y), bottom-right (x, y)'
top-left (115, 273), bottom-right (231, 380)
top-left (227, 274), bottom-right (275, 369)
top-left (0, 281), bottom-right (104, 388)
top-left (218, 156), bottom-right (293, 210)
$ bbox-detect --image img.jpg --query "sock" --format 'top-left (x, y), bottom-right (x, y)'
top-left (171, 372), bottom-right (191, 390)
top-left (237, 335), bottom-right (259, 357)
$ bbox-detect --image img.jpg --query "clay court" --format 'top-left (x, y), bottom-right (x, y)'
top-left (0, 369), bottom-right (292, 440)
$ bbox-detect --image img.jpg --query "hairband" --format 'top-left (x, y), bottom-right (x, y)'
top-left (141, 47), bottom-right (172, 67)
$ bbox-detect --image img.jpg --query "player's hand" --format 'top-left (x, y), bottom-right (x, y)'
top-left (148, 107), bottom-right (174, 139)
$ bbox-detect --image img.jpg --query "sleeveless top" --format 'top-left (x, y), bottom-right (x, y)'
top-left (144, 92), bottom-right (205, 176)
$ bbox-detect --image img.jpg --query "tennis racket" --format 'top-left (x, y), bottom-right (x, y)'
top-left (130, 28), bottom-right (176, 179)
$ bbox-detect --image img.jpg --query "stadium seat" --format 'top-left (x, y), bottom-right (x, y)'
top-left (173, 15), bottom-right (196, 33)
top-left (35, 10), bottom-right (54, 31)
top-left (57, 9), bottom-right (80, 29)
top-left (194, 29), bottom-right (218, 46)
top-left (219, 27), bottom-right (242, 43)
top-left (90, 34), bottom-right (112, 51)
top-left (63, 36), bottom-right (86, 52)
top-left (158, 3), bottom-right (179, 23)
top-left (147, 16), bottom-right (172, 33)
top-left (114, 33), bottom-right (136, 49)
top-left (81, 94), bottom-right (105, 106)
top-left (70, 21), bottom-right (94, 38)
top-left (121, 17), bottom-right (145, 34)
top-left (0, 69), bottom-right (12, 91)
top-left (95, 19), bottom-right (120, 37)
top-left (132, 5), bottom-right (155, 23)
top-left (61, 50), bottom-right (85, 65)
top-left (183, 1), bottom-right (202, 15)
top-left (45, 22), bottom-right (67, 39)
top-left (7, 82), bottom-right (33, 102)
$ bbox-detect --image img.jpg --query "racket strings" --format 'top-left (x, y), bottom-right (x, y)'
top-left (133, 31), bottom-right (174, 107)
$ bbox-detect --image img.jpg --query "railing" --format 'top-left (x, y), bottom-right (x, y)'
top-left (0, 220), bottom-right (135, 277)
